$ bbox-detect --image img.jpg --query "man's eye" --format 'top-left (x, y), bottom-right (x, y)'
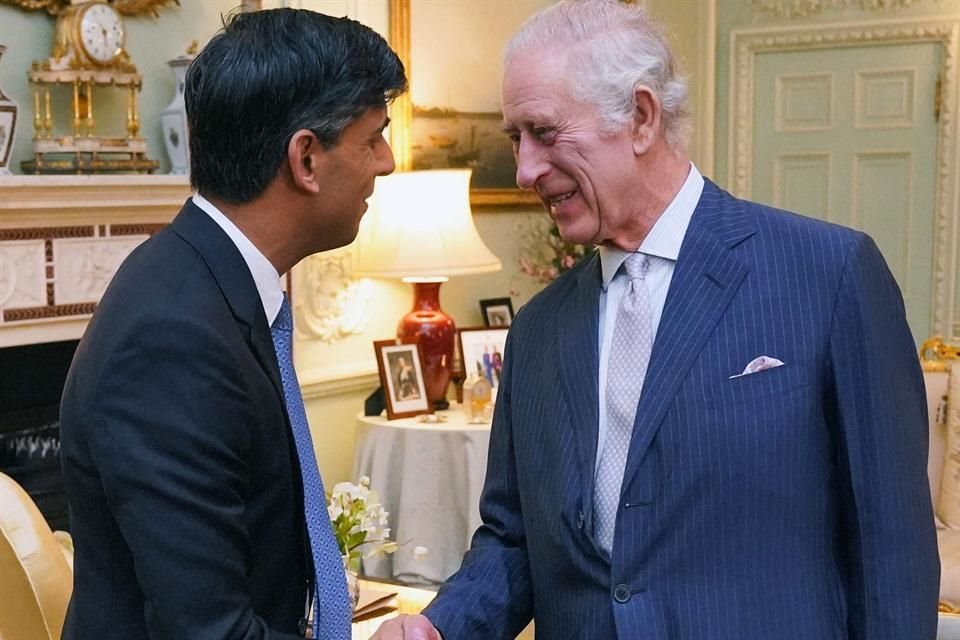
top-left (533, 127), bottom-right (555, 142)
top-left (506, 132), bottom-right (521, 144)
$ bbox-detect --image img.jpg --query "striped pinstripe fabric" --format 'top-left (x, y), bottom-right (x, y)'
top-left (423, 180), bottom-right (939, 640)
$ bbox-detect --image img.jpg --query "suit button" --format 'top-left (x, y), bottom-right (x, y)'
top-left (576, 510), bottom-right (584, 530)
top-left (613, 584), bottom-right (631, 603)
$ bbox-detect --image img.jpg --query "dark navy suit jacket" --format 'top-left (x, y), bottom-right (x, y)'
top-left (60, 201), bottom-right (309, 639)
top-left (424, 181), bottom-right (939, 639)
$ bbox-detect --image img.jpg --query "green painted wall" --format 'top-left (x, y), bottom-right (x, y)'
top-left (0, 2), bottom-right (236, 174)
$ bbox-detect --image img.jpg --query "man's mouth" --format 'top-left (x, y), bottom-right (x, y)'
top-left (546, 190), bottom-right (577, 213)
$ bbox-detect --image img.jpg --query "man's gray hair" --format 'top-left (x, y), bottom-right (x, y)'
top-left (505, 0), bottom-right (690, 149)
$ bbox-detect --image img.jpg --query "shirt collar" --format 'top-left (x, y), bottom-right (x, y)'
top-left (191, 193), bottom-right (285, 325)
top-left (599, 163), bottom-right (704, 289)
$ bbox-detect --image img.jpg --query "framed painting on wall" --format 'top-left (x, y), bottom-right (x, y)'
top-left (388, 0), bottom-right (553, 207)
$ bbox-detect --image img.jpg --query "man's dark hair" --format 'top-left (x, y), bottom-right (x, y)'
top-left (185, 9), bottom-right (407, 204)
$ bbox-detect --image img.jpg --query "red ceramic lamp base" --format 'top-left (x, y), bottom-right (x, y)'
top-left (397, 280), bottom-right (455, 410)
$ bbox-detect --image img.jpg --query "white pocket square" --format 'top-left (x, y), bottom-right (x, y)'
top-left (729, 355), bottom-right (785, 379)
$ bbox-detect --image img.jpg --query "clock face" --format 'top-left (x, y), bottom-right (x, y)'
top-left (78, 3), bottom-right (125, 65)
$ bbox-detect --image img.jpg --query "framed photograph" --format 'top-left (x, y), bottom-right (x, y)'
top-left (388, 0), bottom-right (549, 207)
top-left (479, 297), bottom-right (514, 327)
top-left (0, 104), bottom-right (16, 168)
top-left (458, 326), bottom-right (510, 394)
top-left (373, 338), bottom-right (432, 420)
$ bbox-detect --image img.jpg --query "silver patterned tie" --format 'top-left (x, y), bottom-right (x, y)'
top-left (594, 253), bottom-right (653, 553)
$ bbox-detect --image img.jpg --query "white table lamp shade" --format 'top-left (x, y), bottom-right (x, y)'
top-left (353, 169), bottom-right (502, 279)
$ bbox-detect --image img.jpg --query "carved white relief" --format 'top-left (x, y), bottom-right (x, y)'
top-left (0, 240), bottom-right (46, 309)
top-left (53, 236), bottom-right (148, 304)
top-left (751, 0), bottom-right (923, 18)
top-left (295, 250), bottom-right (368, 343)
top-left (731, 19), bottom-right (958, 337)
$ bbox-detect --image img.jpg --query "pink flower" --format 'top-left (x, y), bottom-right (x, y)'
top-left (517, 220), bottom-right (591, 284)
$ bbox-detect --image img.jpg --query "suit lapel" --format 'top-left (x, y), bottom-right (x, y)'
top-left (557, 252), bottom-right (603, 522)
top-left (621, 182), bottom-right (754, 491)
top-left (170, 200), bottom-right (285, 401)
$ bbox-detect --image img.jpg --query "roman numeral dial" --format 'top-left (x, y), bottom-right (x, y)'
top-left (76, 2), bottom-right (125, 65)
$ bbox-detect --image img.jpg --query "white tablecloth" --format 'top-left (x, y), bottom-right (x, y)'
top-left (352, 407), bottom-right (490, 585)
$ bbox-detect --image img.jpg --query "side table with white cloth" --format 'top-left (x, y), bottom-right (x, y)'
top-left (352, 405), bottom-right (490, 585)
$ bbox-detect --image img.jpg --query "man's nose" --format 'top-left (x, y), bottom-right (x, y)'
top-left (377, 138), bottom-right (396, 176)
top-left (515, 138), bottom-right (548, 190)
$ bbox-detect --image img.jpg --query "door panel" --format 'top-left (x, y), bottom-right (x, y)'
top-left (752, 43), bottom-right (939, 342)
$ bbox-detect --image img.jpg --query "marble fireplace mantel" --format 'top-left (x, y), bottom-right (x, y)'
top-left (0, 176), bottom-right (191, 348)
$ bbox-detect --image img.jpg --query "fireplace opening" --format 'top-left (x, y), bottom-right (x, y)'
top-left (0, 339), bottom-right (78, 532)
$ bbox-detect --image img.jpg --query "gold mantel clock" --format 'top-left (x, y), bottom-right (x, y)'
top-left (22, 0), bottom-right (158, 173)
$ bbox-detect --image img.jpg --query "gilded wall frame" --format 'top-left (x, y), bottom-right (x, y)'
top-left (388, 0), bottom-right (540, 208)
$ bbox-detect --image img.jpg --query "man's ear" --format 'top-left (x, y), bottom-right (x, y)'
top-left (287, 129), bottom-right (323, 194)
top-left (631, 85), bottom-right (662, 156)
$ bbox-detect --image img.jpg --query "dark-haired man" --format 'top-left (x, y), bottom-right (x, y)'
top-left (59, 9), bottom-right (406, 639)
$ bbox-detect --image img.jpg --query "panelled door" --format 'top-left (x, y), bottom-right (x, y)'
top-left (751, 42), bottom-right (940, 342)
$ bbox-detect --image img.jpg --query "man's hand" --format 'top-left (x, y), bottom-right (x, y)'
top-left (370, 614), bottom-right (442, 640)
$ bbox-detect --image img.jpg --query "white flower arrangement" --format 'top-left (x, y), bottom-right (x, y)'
top-left (327, 475), bottom-right (398, 566)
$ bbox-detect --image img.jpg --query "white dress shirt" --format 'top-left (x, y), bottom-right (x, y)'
top-left (191, 193), bottom-right (285, 326)
top-left (595, 164), bottom-right (704, 468)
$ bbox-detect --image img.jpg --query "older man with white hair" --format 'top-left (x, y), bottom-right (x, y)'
top-left (374, 1), bottom-right (938, 638)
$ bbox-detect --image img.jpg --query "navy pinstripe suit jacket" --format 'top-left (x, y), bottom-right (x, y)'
top-left (424, 180), bottom-right (939, 639)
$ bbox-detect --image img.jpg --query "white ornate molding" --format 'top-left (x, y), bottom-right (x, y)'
top-left (54, 236), bottom-right (149, 304)
top-left (0, 176), bottom-right (189, 347)
top-left (0, 175), bottom-right (189, 218)
top-left (0, 175), bottom-right (383, 395)
top-left (730, 17), bottom-right (959, 339)
top-left (300, 369), bottom-right (380, 400)
top-left (0, 240), bottom-right (45, 309)
top-left (294, 249), bottom-right (369, 344)
top-left (750, 0), bottom-right (924, 19)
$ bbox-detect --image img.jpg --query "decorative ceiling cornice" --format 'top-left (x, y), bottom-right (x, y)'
top-left (750, 0), bottom-right (923, 19)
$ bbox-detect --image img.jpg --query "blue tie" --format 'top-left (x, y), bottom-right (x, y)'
top-left (271, 294), bottom-right (351, 639)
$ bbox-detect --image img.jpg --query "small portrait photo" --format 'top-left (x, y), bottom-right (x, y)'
top-left (479, 297), bottom-right (515, 327)
top-left (0, 106), bottom-right (15, 165)
top-left (458, 326), bottom-right (510, 394)
top-left (373, 338), bottom-right (432, 420)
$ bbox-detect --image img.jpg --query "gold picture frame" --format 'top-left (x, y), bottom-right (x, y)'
top-left (388, 0), bottom-right (543, 208)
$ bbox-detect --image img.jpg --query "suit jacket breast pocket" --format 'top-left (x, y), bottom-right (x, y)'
top-left (707, 362), bottom-right (811, 409)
